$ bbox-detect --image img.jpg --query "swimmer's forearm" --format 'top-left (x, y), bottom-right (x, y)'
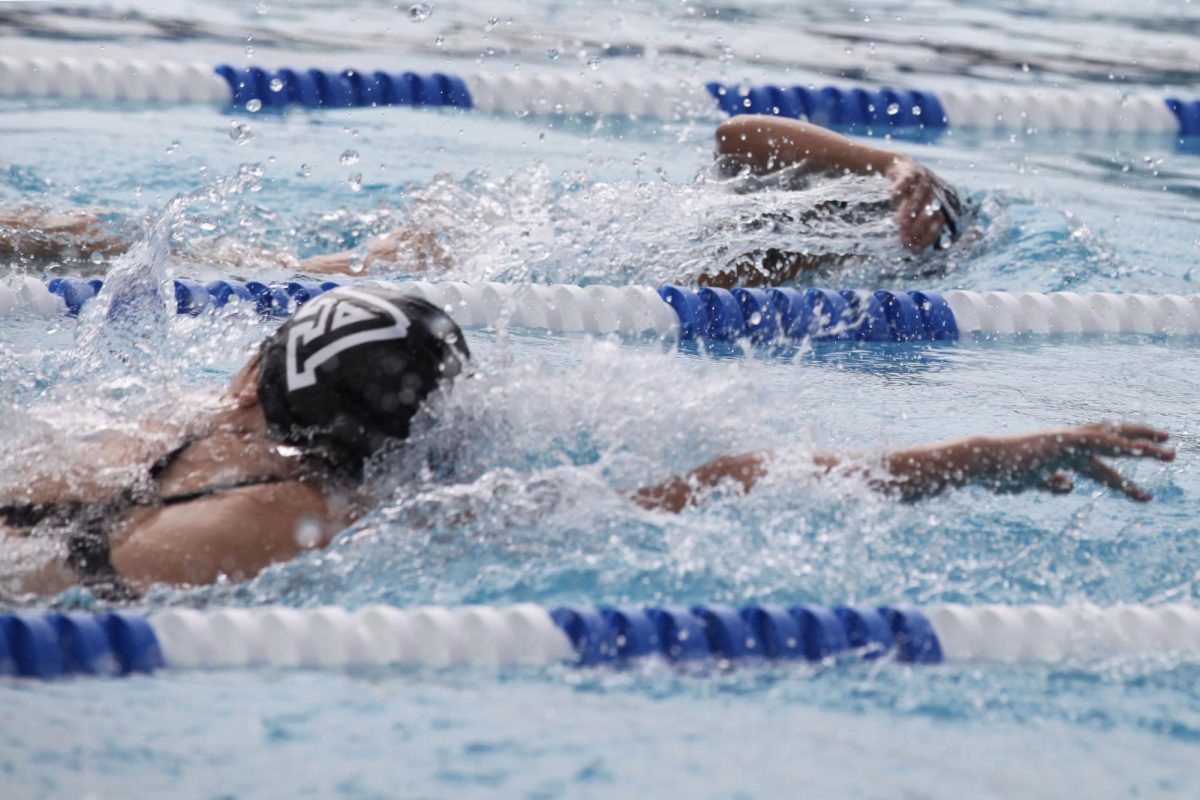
top-left (296, 226), bottom-right (451, 275)
top-left (632, 452), bottom-right (773, 513)
top-left (875, 437), bottom-right (1008, 500)
top-left (715, 115), bottom-right (910, 177)
top-left (629, 443), bottom-right (986, 512)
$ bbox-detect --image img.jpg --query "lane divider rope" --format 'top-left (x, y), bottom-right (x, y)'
top-left (9, 275), bottom-right (1200, 341)
top-left (4, 603), bottom-right (1199, 679)
top-left (1, 57), bottom-right (1197, 134)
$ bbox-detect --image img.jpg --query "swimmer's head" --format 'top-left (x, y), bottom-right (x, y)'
top-left (256, 285), bottom-right (470, 471)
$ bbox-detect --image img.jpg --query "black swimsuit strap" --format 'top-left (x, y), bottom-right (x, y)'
top-left (157, 474), bottom-right (290, 506)
top-left (148, 435), bottom-right (198, 478)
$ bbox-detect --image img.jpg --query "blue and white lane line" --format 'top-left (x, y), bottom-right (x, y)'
top-left (0, 57), bottom-right (1197, 135)
top-left (3, 603), bottom-right (1200, 678)
top-left (8, 276), bottom-right (1200, 341)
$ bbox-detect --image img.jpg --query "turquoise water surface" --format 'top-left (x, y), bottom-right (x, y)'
top-left (2, 1), bottom-right (1200, 797)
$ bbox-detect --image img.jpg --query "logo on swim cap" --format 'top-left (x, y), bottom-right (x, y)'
top-left (285, 287), bottom-right (411, 391)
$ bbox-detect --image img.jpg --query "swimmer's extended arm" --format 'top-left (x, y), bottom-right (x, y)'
top-left (715, 115), bottom-right (948, 252)
top-left (633, 423), bottom-right (1174, 512)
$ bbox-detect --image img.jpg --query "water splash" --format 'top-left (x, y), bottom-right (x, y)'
top-left (73, 164), bottom-right (267, 363)
top-left (354, 165), bottom-right (958, 288)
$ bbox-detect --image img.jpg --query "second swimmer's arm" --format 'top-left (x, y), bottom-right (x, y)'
top-left (715, 115), bottom-right (905, 177)
top-left (715, 115), bottom-right (950, 252)
top-left (0, 206), bottom-right (130, 263)
top-left (633, 423), bottom-right (1174, 512)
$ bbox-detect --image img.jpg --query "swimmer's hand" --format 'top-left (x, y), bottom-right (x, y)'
top-left (886, 156), bottom-right (948, 253)
top-left (882, 422), bottom-right (1175, 502)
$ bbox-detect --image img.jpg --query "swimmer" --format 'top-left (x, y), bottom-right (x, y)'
top-left (0, 286), bottom-right (1175, 598)
top-left (0, 117), bottom-right (963, 285)
top-left (703, 114), bottom-right (971, 288)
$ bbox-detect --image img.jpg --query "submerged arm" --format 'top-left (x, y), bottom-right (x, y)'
top-left (297, 225), bottom-right (452, 275)
top-left (0, 428), bottom-right (175, 507)
top-left (633, 423), bottom-right (1174, 513)
top-left (715, 115), bottom-right (951, 251)
top-left (0, 206), bottom-right (129, 264)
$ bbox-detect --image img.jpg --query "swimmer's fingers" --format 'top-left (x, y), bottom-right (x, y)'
top-left (896, 199), bottom-right (944, 251)
top-left (889, 169), bottom-right (923, 204)
top-left (892, 170), bottom-right (945, 252)
top-left (909, 209), bottom-right (945, 251)
top-left (1081, 422), bottom-right (1170, 444)
top-left (1069, 429), bottom-right (1175, 462)
top-left (1076, 456), bottom-right (1153, 502)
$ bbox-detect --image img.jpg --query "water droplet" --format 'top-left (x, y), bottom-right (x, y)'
top-left (485, 16), bottom-right (499, 30)
top-left (348, 172), bottom-right (363, 192)
top-left (912, 105), bottom-right (922, 116)
top-left (546, 48), bottom-right (559, 60)
top-left (587, 56), bottom-right (602, 71)
top-left (407, 2), bottom-right (432, 21)
top-left (886, 102), bottom-right (900, 116)
top-left (89, 250), bottom-right (104, 264)
top-left (340, 149), bottom-right (360, 166)
top-left (245, 46), bottom-right (254, 59)
top-left (255, 1), bottom-right (269, 14)
top-left (269, 77), bottom-right (284, 92)
top-left (434, 35), bottom-right (445, 46)
top-left (298, 163), bottom-right (311, 177)
top-left (294, 517), bottom-right (321, 549)
top-left (229, 120), bottom-right (253, 144)
top-left (245, 98), bottom-right (263, 113)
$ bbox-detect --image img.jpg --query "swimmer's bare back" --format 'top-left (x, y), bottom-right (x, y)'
top-left (2, 399), bottom-right (355, 596)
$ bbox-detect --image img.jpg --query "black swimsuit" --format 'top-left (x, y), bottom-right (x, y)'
top-left (0, 438), bottom-right (288, 601)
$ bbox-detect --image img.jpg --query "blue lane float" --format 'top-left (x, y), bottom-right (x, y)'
top-left (707, 81), bottom-right (948, 131)
top-left (0, 602), bottom-right (945, 679)
top-left (4, 602), bottom-right (1199, 679)
top-left (13, 276), bottom-right (1200, 341)
top-left (0, 57), bottom-right (1196, 136)
top-left (214, 65), bottom-right (473, 111)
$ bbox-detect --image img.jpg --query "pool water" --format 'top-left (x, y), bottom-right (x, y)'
top-left (3, 1), bottom-right (1200, 797)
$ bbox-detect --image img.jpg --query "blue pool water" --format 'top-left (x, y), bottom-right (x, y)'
top-left (3, 1), bottom-right (1200, 797)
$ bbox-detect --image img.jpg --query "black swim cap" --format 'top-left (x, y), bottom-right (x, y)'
top-left (257, 285), bottom-right (470, 470)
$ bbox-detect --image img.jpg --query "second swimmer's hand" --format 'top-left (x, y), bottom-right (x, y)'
top-left (981, 423), bottom-right (1175, 502)
top-left (885, 156), bottom-right (947, 253)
